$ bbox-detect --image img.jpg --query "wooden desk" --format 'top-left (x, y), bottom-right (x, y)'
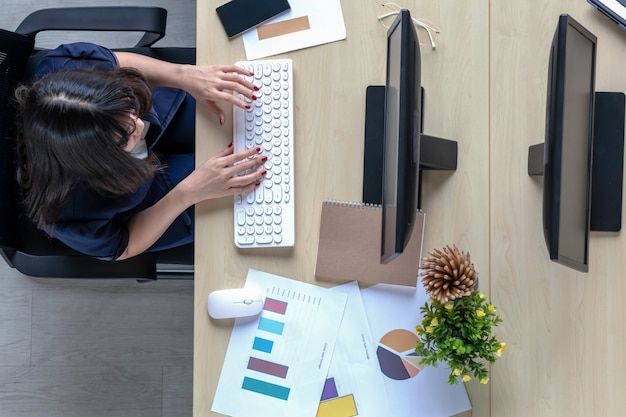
top-left (194, 1), bottom-right (489, 416)
top-left (491, 1), bottom-right (626, 416)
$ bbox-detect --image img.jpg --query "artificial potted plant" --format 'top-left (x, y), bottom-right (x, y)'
top-left (415, 245), bottom-right (505, 385)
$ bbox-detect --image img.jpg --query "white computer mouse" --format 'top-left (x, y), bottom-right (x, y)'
top-left (207, 287), bottom-right (265, 319)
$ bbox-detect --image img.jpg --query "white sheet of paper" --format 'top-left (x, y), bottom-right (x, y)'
top-left (319, 281), bottom-right (390, 417)
top-left (360, 282), bottom-right (472, 417)
top-left (212, 269), bottom-right (348, 417)
top-left (242, 0), bottom-right (346, 60)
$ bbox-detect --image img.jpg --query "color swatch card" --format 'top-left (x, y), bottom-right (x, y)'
top-left (318, 281), bottom-right (390, 417)
top-left (360, 283), bottom-right (471, 417)
top-left (212, 269), bottom-right (348, 417)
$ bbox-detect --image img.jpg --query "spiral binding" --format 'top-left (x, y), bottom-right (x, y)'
top-left (323, 200), bottom-right (382, 209)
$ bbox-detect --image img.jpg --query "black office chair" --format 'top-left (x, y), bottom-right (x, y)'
top-left (0, 7), bottom-right (196, 280)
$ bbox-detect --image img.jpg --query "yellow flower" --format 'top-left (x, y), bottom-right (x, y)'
top-left (452, 368), bottom-right (462, 376)
top-left (496, 342), bottom-right (506, 357)
top-left (415, 325), bottom-right (423, 335)
top-left (425, 326), bottom-right (434, 333)
top-left (430, 317), bottom-right (439, 326)
top-left (476, 309), bottom-right (486, 318)
top-left (444, 302), bottom-right (454, 310)
top-left (480, 377), bottom-right (489, 384)
top-left (477, 291), bottom-right (486, 299)
top-left (462, 375), bottom-right (471, 382)
top-left (487, 304), bottom-right (496, 312)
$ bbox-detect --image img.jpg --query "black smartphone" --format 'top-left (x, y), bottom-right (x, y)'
top-left (216, 0), bottom-right (291, 39)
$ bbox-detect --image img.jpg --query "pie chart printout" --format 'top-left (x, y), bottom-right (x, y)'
top-left (376, 329), bottom-right (424, 380)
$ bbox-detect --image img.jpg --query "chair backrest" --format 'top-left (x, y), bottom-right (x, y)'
top-left (0, 29), bottom-right (34, 252)
top-left (0, 13), bottom-right (193, 278)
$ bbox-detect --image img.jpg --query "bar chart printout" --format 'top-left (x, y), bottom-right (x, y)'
top-left (212, 269), bottom-right (348, 417)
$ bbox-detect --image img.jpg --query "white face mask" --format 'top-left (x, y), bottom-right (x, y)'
top-left (129, 120), bottom-right (151, 159)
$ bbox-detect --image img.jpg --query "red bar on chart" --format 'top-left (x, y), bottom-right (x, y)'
top-left (263, 298), bottom-right (288, 314)
top-left (247, 357), bottom-right (289, 378)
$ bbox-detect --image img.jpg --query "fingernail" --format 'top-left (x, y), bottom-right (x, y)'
top-left (261, 156), bottom-right (268, 162)
top-left (245, 105), bottom-right (251, 109)
top-left (228, 142), bottom-right (233, 148)
top-left (253, 86), bottom-right (260, 91)
top-left (252, 95), bottom-right (257, 101)
top-left (219, 116), bottom-right (224, 126)
top-left (255, 182), bottom-right (261, 187)
top-left (255, 147), bottom-right (261, 152)
top-left (261, 170), bottom-right (267, 176)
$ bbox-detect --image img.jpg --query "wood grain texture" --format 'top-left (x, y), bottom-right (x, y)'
top-left (0, 263), bottom-right (194, 417)
top-left (195, 0), bottom-right (487, 416)
top-left (490, 0), bottom-right (626, 416)
top-left (0, 286), bottom-right (32, 366)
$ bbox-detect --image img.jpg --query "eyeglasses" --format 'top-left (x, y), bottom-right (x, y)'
top-left (377, 2), bottom-right (440, 49)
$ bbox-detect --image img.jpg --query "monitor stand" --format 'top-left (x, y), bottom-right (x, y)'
top-left (362, 85), bottom-right (458, 206)
top-left (528, 91), bottom-right (626, 231)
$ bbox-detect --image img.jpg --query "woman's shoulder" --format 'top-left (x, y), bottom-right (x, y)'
top-left (35, 42), bottom-right (119, 78)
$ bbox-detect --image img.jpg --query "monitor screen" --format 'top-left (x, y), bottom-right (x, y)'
top-left (381, 9), bottom-right (421, 264)
top-left (543, 14), bottom-right (596, 272)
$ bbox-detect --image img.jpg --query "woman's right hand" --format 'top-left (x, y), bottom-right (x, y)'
top-left (178, 143), bottom-right (267, 205)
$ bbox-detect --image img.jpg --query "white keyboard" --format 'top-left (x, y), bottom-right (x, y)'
top-left (233, 59), bottom-right (294, 248)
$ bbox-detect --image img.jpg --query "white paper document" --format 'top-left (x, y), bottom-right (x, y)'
top-left (360, 283), bottom-right (472, 417)
top-left (318, 281), bottom-right (390, 417)
top-left (212, 269), bottom-right (348, 417)
top-left (242, 0), bottom-right (346, 60)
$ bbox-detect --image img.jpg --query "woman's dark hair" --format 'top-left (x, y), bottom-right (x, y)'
top-left (14, 67), bottom-right (157, 229)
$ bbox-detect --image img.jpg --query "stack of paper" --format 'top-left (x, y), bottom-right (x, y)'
top-left (212, 269), bottom-right (471, 417)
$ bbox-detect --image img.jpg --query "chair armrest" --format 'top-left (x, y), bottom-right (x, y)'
top-left (3, 249), bottom-right (158, 280)
top-left (15, 7), bottom-right (168, 47)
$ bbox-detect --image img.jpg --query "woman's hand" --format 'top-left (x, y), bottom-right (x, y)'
top-left (180, 64), bottom-right (258, 126)
top-left (117, 144), bottom-right (266, 261)
top-left (178, 143), bottom-right (267, 205)
top-left (114, 53), bottom-right (256, 126)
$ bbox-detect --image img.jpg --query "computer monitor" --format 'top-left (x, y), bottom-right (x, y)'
top-left (363, 9), bottom-right (458, 265)
top-left (528, 14), bottom-right (625, 272)
top-left (544, 14), bottom-right (596, 272)
top-left (380, 9), bottom-right (421, 264)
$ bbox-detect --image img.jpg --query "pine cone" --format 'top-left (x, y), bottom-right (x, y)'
top-left (420, 245), bottom-right (478, 303)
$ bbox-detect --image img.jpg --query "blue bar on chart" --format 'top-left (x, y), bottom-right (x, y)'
top-left (242, 376), bottom-right (291, 401)
top-left (258, 317), bottom-right (285, 335)
top-left (252, 337), bottom-right (274, 353)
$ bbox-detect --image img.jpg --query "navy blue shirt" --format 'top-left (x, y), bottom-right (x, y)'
top-left (35, 43), bottom-right (195, 260)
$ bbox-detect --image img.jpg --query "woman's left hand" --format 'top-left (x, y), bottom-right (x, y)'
top-left (181, 64), bottom-right (258, 125)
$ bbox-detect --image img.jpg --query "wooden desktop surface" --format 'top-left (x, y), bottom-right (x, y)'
top-left (490, 1), bottom-right (626, 417)
top-left (194, 0), bottom-right (488, 416)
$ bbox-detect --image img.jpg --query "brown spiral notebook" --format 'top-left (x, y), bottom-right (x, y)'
top-left (314, 201), bottom-right (425, 287)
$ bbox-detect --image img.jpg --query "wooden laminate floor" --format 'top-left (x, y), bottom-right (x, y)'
top-left (0, 1), bottom-right (196, 416)
top-left (0, 262), bottom-right (194, 417)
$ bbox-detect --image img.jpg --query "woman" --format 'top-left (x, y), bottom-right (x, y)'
top-left (14, 42), bottom-right (266, 261)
